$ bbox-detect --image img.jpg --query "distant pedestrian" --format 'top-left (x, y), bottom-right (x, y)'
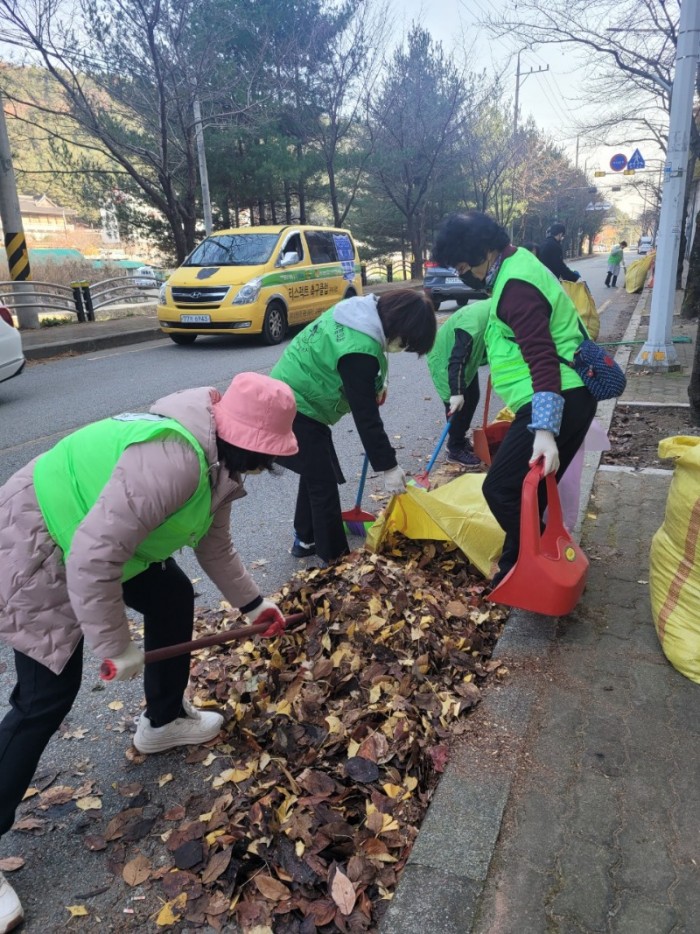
top-left (426, 299), bottom-right (490, 467)
top-left (521, 241), bottom-right (540, 257)
top-left (539, 223), bottom-right (581, 283)
top-left (605, 241), bottom-right (628, 288)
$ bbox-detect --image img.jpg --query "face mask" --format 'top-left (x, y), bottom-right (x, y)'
top-left (386, 338), bottom-right (405, 353)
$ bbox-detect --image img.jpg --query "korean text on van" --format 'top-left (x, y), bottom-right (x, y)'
top-left (157, 225), bottom-right (363, 345)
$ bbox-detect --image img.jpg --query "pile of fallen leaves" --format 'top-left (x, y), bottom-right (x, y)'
top-left (17, 539), bottom-right (507, 932)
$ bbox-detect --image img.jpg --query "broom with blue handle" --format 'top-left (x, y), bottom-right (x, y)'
top-left (342, 452), bottom-right (376, 536)
top-left (410, 419), bottom-right (452, 491)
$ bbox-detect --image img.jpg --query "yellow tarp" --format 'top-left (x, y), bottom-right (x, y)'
top-left (365, 473), bottom-right (505, 578)
top-left (625, 252), bottom-right (655, 293)
top-left (561, 280), bottom-right (600, 341)
top-left (650, 436), bottom-right (700, 683)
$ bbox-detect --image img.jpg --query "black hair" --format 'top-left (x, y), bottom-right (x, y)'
top-left (376, 289), bottom-right (436, 356)
top-left (620, 240), bottom-right (628, 248)
top-left (433, 211), bottom-right (511, 269)
top-left (521, 241), bottom-right (540, 257)
top-left (548, 222), bottom-right (566, 237)
top-left (215, 437), bottom-right (277, 479)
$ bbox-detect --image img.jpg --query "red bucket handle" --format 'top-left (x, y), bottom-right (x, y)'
top-left (520, 461), bottom-right (566, 558)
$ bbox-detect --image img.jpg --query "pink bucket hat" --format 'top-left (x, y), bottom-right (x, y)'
top-left (212, 372), bottom-right (298, 456)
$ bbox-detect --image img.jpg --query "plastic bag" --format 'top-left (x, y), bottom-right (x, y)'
top-left (556, 419), bottom-right (611, 530)
top-left (649, 436), bottom-right (700, 683)
top-left (365, 473), bottom-right (504, 578)
top-left (625, 252), bottom-right (655, 294)
top-left (560, 280), bottom-right (600, 341)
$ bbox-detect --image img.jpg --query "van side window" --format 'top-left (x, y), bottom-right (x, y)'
top-left (306, 230), bottom-right (337, 265)
top-left (281, 233), bottom-right (304, 263)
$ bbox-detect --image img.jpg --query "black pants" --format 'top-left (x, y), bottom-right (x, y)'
top-left (0, 558), bottom-right (194, 837)
top-left (277, 414), bottom-right (350, 563)
top-left (444, 373), bottom-right (481, 449)
top-left (482, 387), bottom-right (597, 580)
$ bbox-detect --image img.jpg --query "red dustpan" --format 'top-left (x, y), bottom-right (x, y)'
top-left (489, 462), bottom-right (589, 616)
top-left (472, 376), bottom-right (510, 466)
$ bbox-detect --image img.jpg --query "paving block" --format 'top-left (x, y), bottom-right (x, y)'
top-left (379, 865), bottom-right (482, 934)
top-left (611, 893), bottom-right (679, 933)
top-left (550, 838), bottom-right (617, 931)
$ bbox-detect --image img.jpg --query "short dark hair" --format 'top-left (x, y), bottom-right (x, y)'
top-left (433, 211), bottom-right (510, 269)
top-left (522, 241), bottom-right (540, 257)
top-left (548, 222), bottom-right (566, 237)
top-left (216, 437), bottom-right (276, 479)
top-left (620, 240), bottom-right (628, 248)
top-left (376, 289), bottom-right (436, 356)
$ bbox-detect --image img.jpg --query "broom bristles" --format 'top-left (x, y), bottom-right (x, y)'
top-left (344, 518), bottom-right (374, 537)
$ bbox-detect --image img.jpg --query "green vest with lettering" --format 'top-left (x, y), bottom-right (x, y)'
top-left (486, 248), bottom-right (586, 413)
top-left (427, 300), bottom-right (490, 402)
top-left (270, 306), bottom-right (388, 425)
top-left (33, 414), bottom-right (213, 581)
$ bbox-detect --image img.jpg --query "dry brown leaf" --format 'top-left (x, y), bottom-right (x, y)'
top-left (122, 854), bottom-right (151, 886)
top-left (0, 857), bottom-right (24, 872)
top-left (253, 874), bottom-right (290, 901)
top-left (330, 868), bottom-right (356, 916)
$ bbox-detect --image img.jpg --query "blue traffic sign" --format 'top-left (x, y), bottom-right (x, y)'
top-left (610, 153), bottom-right (628, 172)
top-left (628, 148), bottom-right (645, 170)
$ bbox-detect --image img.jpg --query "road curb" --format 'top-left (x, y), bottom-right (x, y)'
top-left (380, 290), bottom-right (648, 933)
top-left (24, 327), bottom-right (167, 361)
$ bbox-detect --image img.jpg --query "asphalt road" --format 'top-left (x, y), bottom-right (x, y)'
top-left (0, 252), bottom-right (631, 930)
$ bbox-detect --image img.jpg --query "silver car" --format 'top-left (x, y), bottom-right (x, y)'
top-left (0, 306), bottom-right (25, 384)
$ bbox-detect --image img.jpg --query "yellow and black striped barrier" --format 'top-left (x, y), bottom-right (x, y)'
top-left (4, 231), bottom-right (31, 281)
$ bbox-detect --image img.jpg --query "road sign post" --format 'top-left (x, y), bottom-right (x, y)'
top-left (634, 0), bottom-right (700, 371)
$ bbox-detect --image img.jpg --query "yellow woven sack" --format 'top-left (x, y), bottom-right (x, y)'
top-left (560, 280), bottom-right (600, 341)
top-left (365, 473), bottom-right (505, 578)
top-left (625, 252), bottom-right (655, 293)
top-left (649, 436), bottom-right (700, 682)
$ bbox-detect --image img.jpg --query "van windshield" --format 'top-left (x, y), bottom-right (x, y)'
top-left (184, 234), bottom-right (280, 267)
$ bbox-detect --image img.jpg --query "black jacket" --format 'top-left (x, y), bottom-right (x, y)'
top-left (538, 236), bottom-right (580, 283)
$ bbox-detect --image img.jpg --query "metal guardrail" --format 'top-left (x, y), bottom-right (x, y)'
top-left (0, 274), bottom-right (157, 324)
top-left (360, 260), bottom-right (412, 285)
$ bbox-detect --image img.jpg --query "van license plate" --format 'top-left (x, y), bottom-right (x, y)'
top-left (180, 314), bottom-right (211, 323)
top-left (445, 277), bottom-right (463, 285)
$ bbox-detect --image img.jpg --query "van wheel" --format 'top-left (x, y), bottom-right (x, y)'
top-left (262, 302), bottom-right (287, 345)
top-left (169, 333), bottom-right (197, 345)
top-left (344, 288), bottom-right (357, 299)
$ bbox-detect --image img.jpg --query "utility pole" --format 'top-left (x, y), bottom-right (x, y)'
top-left (634, 0), bottom-right (700, 371)
top-left (0, 93), bottom-right (39, 328)
top-left (511, 49), bottom-right (549, 239)
top-left (193, 97), bottom-right (213, 237)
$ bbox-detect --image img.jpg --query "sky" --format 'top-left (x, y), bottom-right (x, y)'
top-left (395, 0), bottom-right (662, 217)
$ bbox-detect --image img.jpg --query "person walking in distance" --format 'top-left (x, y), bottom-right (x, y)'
top-left (605, 241), bottom-right (628, 288)
top-left (0, 372), bottom-right (297, 933)
top-left (538, 223), bottom-right (581, 283)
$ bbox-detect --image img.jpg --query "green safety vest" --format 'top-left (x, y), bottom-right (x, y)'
top-left (33, 414), bottom-right (213, 581)
top-left (486, 248), bottom-right (586, 413)
top-left (271, 306), bottom-right (388, 426)
top-left (427, 300), bottom-right (490, 402)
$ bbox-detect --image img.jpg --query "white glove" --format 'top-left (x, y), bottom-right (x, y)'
top-left (530, 429), bottom-right (560, 476)
top-left (448, 394), bottom-right (465, 416)
top-left (109, 641), bottom-right (144, 681)
top-left (383, 465), bottom-right (407, 494)
top-left (246, 597), bottom-right (284, 627)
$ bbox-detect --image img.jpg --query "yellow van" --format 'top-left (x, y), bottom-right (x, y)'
top-left (157, 224), bottom-right (363, 345)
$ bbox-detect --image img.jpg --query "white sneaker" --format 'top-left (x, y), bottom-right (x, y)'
top-left (133, 699), bottom-right (223, 754)
top-left (0, 872), bottom-right (23, 933)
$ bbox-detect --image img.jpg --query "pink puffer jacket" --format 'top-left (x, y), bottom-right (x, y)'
top-left (0, 387), bottom-right (262, 674)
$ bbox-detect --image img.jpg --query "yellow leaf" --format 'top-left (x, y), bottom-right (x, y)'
top-left (295, 840), bottom-right (305, 857)
top-left (66, 905), bottom-right (88, 917)
top-left (205, 828), bottom-right (225, 845)
top-left (368, 596), bottom-right (383, 615)
top-left (155, 893), bottom-right (186, 926)
top-left (380, 814), bottom-right (400, 834)
top-left (259, 752), bottom-right (271, 770)
top-left (321, 632), bottom-right (332, 652)
top-left (368, 684), bottom-right (382, 704)
top-left (382, 783), bottom-right (404, 799)
top-left (325, 715), bottom-right (343, 734)
top-left (21, 788), bottom-right (39, 800)
top-left (275, 699), bottom-right (292, 717)
top-left (157, 773), bottom-right (173, 787)
top-left (190, 698), bottom-right (220, 708)
top-left (347, 740), bottom-right (360, 758)
top-left (76, 795), bottom-right (102, 811)
top-left (107, 701), bottom-right (123, 711)
top-left (202, 753), bottom-right (217, 767)
top-left (404, 776), bottom-right (418, 792)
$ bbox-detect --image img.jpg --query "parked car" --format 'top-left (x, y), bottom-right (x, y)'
top-left (0, 305), bottom-right (25, 385)
top-left (157, 225), bottom-right (362, 346)
top-left (637, 236), bottom-right (654, 255)
top-left (423, 262), bottom-right (488, 312)
top-left (133, 265), bottom-right (164, 289)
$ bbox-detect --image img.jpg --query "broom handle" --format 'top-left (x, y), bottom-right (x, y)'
top-left (482, 376), bottom-right (492, 429)
top-left (355, 453), bottom-right (370, 508)
top-left (424, 419), bottom-right (452, 476)
top-left (100, 611), bottom-right (308, 679)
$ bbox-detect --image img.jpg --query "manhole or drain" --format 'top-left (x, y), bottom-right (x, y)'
top-left (602, 404), bottom-right (699, 469)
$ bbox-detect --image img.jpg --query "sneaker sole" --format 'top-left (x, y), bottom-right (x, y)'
top-left (0, 912), bottom-right (24, 933)
top-left (133, 722), bottom-right (222, 755)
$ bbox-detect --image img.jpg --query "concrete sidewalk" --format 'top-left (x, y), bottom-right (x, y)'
top-left (19, 280), bottom-right (424, 361)
top-left (382, 290), bottom-right (700, 933)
